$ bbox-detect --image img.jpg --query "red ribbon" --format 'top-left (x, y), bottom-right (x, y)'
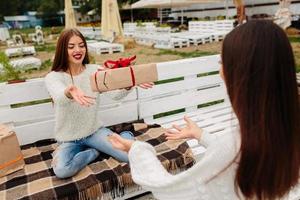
top-left (104, 55), bottom-right (136, 69)
top-left (94, 55), bottom-right (137, 92)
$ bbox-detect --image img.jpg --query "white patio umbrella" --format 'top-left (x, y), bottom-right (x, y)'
top-left (274, 0), bottom-right (292, 29)
top-left (131, 0), bottom-right (225, 24)
top-left (101, 0), bottom-right (124, 41)
top-left (65, 0), bottom-right (77, 29)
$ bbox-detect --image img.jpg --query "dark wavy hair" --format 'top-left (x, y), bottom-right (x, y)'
top-left (51, 28), bottom-right (89, 72)
top-left (222, 20), bottom-right (300, 200)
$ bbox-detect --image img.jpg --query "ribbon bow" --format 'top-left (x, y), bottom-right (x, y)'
top-left (94, 55), bottom-right (137, 92)
top-left (104, 55), bottom-right (136, 69)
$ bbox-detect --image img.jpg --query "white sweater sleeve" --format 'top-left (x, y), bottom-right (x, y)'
top-left (128, 132), bottom-right (237, 199)
top-left (45, 73), bottom-right (71, 105)
top-left (198, 130), bottom-right (225, 148)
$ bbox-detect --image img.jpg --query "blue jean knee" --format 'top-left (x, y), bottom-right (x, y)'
top-left (120, 131), bottom-right (135, 140)
top-left (83, 128), bottom-right (134, 163)
top-left (52, 143), bottom-right (99, 179)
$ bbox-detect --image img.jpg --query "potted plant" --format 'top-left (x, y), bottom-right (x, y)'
top-left (0, 52), bottom-right (25, 84)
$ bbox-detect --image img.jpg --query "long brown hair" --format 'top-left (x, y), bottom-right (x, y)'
top-left (51, 28), bottom-right (89, 72)
top-left (222, 20), bottom-right (300, 199)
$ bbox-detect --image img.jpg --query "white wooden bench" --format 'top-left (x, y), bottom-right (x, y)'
top-left (186, 20), bottom-right (234, 42)
top-left (0, 55), bottom-right (236, 199)
top-left (9, 57), bottom-right (42, 71)
top-left (87, 41), bottom-right (124, 54)
top-left (5, 46), bottom-right (36, 58)
top-left (78, 26), bottom-right (101, 40)
top-left (123, 22), bottom-right (137, 37)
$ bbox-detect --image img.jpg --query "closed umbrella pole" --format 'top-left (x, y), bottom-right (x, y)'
top-left (274, 0), bottom-right (292, 29)
top-left (101, 0), bottom-right (124, 41)
top-left (181, 9), bottom-right (183, 25)
top-left (65, 0), bottom-right (77, 29)
top-left (225, 0), bottom-right (229, 19)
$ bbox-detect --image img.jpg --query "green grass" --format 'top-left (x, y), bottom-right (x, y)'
top-left (35, 44), bottom-right (56, 52)
top-left (296, 64), bottom-right (300, 73)
top-left (156, 49), bottom-right (217, 58)
top-left (289, 37), bottom-right (300, 43)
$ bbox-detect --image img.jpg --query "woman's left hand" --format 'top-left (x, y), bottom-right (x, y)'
top-left (108, 133), bottom-right (134, 152)
top-left (138, 82), bottom-right (154, 89)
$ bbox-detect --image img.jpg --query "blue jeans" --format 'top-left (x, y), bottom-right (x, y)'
top-left (52, 127), bottom-right (134, 179)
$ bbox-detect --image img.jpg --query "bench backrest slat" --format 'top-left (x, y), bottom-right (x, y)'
top-left (138, 55), bottom-right (226, 121)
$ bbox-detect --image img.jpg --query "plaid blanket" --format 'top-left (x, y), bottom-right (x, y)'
top-left (0, 121), bottom-right (195, 200)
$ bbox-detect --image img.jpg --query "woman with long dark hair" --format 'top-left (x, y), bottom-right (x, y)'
top-left (45, 29), bottom-right (153, 179)
top-left (109, 20), bottom-right (300, 200)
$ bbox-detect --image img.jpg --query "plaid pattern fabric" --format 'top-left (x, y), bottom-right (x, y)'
top-left (0, 121), bottom-right (195, 200)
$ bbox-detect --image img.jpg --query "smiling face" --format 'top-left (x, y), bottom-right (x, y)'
top-left (67, 35), bottom-right (86, 66)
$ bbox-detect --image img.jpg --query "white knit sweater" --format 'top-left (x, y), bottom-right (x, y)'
top-left (128, 128), bottom-right (300, 200)
top-left (45, 64), bottom-right (131, 142)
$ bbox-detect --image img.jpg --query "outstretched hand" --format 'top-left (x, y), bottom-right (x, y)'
top-left (165, 116), bottom-right (202, 141)
top-left (65, 85), bottom-right (96, 107)
top-left (108, 133), bottom-right (134, 152)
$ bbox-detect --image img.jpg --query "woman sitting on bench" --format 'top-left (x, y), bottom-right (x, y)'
top-left (45, 28), bottom-right (153, 179)
top-left (110, 20), bottom-right (300, 200)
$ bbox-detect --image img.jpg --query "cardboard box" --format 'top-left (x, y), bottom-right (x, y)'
top-left (0, 124), bottom-right (25, 177)
top-left (90, 63), bottom-right (158, 92)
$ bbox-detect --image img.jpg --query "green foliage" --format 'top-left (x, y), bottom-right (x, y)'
top-left (296, 64), bottom-right (300, 73)
top-left (136, 20), bottom-right (145, 27)
top-left (79, 3), bottom-right (93, 15)
top-left (216, 15), bottom-right (226, 20)
top-left (0, 0), bottom-right (64, 21)
top-left (79, 0), bottom-right (101, 15)
top-left (0, 52), bottom-right (21, 82)
top-left (37, 0), bottom-right (59, 17)
top-left (0, 0), bottom-right (25, 20)
top-left (41, 59), bottom-right (52, 70)
top-left (204, 16), bottom-right (211, 21)
top-left (289, 37), bottom-right (300, 43)
top-left (156, 49), bottom-right (217, 58)
top-left (157, 23), bottom-right (170, 28)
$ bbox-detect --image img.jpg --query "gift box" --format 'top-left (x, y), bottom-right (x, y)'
top-left (0, 124), bottom-right (25, 177)
top-left (90, 63), bottom-right (158, 92)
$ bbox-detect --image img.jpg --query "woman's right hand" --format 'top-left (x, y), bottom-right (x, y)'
top-left (108, 133), bottom-right (134, 153)
top-left (165, 116), bottom-right (202, 141)
top-left (65, 85), bottom-right (95, 107)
